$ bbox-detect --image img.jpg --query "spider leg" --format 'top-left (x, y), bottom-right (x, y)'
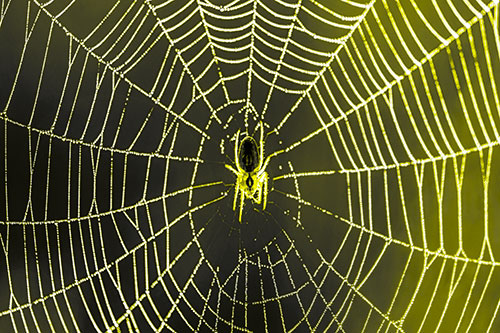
top-left (239, 187), bottom-right (245, 222)
top-left (233, 180), bottom-right (240, 211)
top-left (259, 152), bottom-right (275, 176)
top-left (257, 121), bottom-right (264, 170)
top-left (263, 172), bottom-right (268, 210)
top-left (257, 183), bottom-right (262, 205)
top-left (234, 129), bottom-right (241, 171)
top-left (225, 164), bottom-right (239, 176)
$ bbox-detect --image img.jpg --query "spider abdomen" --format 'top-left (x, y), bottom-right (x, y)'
top-left (239, 137), bottom-right (259, 172)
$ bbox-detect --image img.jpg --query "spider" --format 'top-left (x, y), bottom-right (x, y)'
top-left (225, 123), bottom-right (270, 222)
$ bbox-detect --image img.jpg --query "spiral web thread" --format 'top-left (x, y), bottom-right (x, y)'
top-left (1, 0), bottom-right (500, 331)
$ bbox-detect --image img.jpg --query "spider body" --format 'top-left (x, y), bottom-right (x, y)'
top-left (239, 137), bottom-right (258, 172)
top-left (225, 123), bottom-right (270, 222)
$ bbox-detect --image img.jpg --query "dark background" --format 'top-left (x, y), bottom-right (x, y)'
top-left (1, 0), bottom-right (500, 332)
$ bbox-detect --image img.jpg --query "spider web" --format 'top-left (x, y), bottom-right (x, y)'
top-left (1, 0), bottom-right (500, 331)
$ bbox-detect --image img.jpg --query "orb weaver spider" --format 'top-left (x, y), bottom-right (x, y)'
top-left (225, 123), bottom-right (270, 222)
